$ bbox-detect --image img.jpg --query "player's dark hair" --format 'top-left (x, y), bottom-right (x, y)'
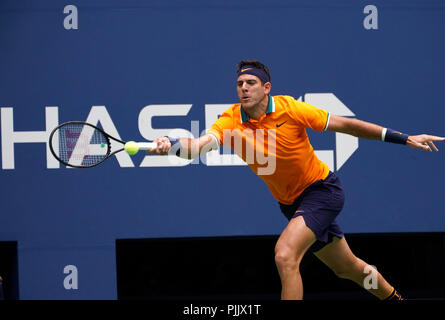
top-left (236, 59), bottom-right (271, 83)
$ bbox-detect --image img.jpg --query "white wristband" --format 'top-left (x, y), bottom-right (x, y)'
top-left (381, 128), bottom-right (387, 141)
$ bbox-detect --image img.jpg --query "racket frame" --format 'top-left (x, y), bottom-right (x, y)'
top-left (49, 121), bottom-right (128, 168)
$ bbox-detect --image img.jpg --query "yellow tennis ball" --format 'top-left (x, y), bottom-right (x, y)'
top-left (124, 141), bottom-right (139, 155)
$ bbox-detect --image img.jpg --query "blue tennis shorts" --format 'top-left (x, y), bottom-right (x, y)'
top-left (279, 171), bottom-right (345, 253)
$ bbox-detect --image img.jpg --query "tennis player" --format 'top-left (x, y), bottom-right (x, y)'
top-left (148, 60), bottom-right (445, 300)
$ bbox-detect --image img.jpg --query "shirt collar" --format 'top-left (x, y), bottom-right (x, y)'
top-left (240, 95), bottom-right (275, 123)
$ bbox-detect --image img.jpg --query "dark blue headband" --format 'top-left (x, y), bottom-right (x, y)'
top-left (237, 65), bottom-right (270, 83)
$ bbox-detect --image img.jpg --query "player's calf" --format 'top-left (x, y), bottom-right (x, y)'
top-left (330, 258), bottom-right (404, 300)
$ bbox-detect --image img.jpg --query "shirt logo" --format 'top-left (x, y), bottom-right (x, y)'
top-left (276, 120), bottom-right (287, 128)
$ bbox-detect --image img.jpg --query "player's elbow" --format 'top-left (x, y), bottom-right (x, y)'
top-left (327, 115), bottom-right (358, 135)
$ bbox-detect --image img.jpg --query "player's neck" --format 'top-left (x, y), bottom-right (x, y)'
top-left (243, 95), bottom-right (269, 120)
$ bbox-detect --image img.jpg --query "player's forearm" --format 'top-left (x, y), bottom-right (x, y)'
top-left (327, 115), bottom-right (384, 140)
top-left (176, 135), bottom-right (216, 159)
top-left (341, 118), bottom-right (383, 140)
top-left (176, 137), bottom-right (199, 159)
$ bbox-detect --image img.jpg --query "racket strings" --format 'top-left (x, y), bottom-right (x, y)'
top-left (57, 123), bottom-right (109, 167)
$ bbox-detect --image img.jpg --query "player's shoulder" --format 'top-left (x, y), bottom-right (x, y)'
top-left (273, 95), bottom-right (296, 102)
top-left (272, 95), bottom-right (302, 106)
top-left (273, 95), bottom-right (323, 110)
top-left (213, 102), bottom-right (241, 122)
top-left (224, 102), bottom-right (241, 114)
top-left (272, 95), bottom-right (302, 112)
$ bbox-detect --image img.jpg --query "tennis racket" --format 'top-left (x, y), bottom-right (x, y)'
top-left (49, 121), bottom-right (157, 168)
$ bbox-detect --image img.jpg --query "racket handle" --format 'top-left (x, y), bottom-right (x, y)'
top-left (136, 142), bottom-right (157, 150)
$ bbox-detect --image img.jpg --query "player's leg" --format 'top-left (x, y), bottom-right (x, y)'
top-left (274, 215), bottom-right (317, 300)
top-left (313, 236), bottom-right (402, 300)
top-left (0, 275), bottom-right (3, 300)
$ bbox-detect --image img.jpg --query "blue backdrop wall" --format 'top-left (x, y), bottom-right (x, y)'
top-left (0, 0), bottom-right (444, 299)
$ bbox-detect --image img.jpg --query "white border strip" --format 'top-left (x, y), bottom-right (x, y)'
top-left (381, 128), bottom-right (387, 141)
top-left (323, 112), bottom-right (331, 131)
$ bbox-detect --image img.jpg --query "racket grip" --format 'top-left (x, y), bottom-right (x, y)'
top-left (136, 142), bottom-right (157, 150)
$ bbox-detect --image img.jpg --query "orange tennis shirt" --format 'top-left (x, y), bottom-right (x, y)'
top-left (208, 95), bottom-right (331, 205)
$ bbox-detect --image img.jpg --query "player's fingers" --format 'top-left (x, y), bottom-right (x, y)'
top-left (159, 138), bottom-right (173, 154)
top-left (146, 146), bottom-right (161, 154)
top-left (146, 138), bottom-right (166, 154)
top-left (430, 136), bottom-right (445, 141)
top-left (422, 135), bottom-right (445, 143)
top-left (163, 138), bottom-right (173, 153)
top-left (422, 142), bottom-right (432, 152)
top-left (428, 141), bottom-right (439, 152)
top-left (145, 143), bottom-right (159, 154)
top-left (150, 140), bottom-right (164, 154)
top-left (165, 141), bottom-right (172, 153)
top-left (156, 140), bottom-right (168, 153)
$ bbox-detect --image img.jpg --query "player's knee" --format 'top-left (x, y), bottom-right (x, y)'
top-left (274, 246), bottom-right (300, 272)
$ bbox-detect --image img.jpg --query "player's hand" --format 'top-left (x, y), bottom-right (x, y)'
top-left (406, 134), bottom-right (445, 152)
top-left (146, 136), bottom-right (171, 155)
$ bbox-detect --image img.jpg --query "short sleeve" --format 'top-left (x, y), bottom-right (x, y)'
top-left (286, 96), bottom-right (330, 132)
top-left (208, 107), bottom-right (235, 146)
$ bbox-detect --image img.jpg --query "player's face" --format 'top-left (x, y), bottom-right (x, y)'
top-left (237, 74), bottom-right (270, 109)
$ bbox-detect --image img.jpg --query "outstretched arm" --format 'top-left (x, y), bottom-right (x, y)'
top-left (146, 134), bottom-right (218, 159)
top-left (327, 114), bottom-right (445, 152)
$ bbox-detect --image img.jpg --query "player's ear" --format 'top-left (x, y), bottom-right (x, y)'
top-left (264, 82), bottom-right (271, 94)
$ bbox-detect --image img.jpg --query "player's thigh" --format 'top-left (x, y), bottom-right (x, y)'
top-left (275, 215), bottom-right (317, 262)
top-left (313, 236), bottom-right (360, 275)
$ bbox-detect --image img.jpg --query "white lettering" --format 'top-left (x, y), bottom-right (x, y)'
top-left (63, 5), bottom-right (78, 30)
top-left (363, 265), bottom-right (378, 289)
top-left (1, 107), bottom-right (59, 169)
top-left (183, 304), bottom-right (217, 317)
top-left (220, 128), bottom-right (276, 175)
top-left (363, 5), bottom-right (378, 30)
top-left (0, 94), bottom-right (357, 170)
top-left (138, 104), bottom-right (193, 167)
top-left (63, 265), bottom-right (78, 290)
